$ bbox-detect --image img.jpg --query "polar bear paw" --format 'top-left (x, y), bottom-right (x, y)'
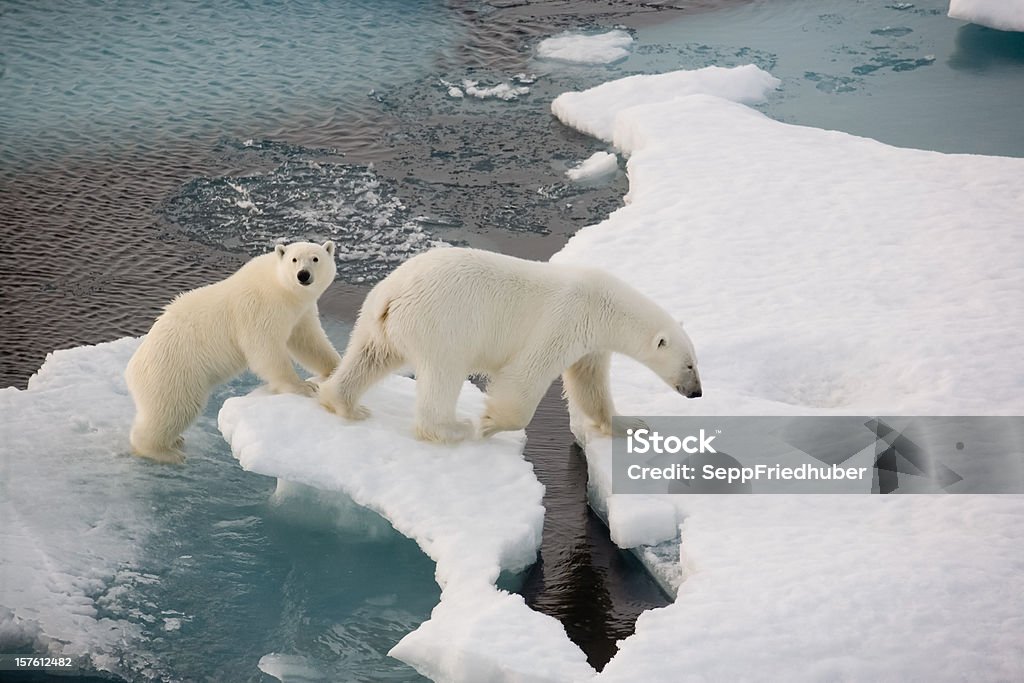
top-left (270, 380), bottom-right (318, 398)
top-left (320, 396), bottom-right (371, 421)
top-left (594, 416), bottom-right (649, 437)
top-left (479, 412), bottom-right (531, 438)
top-left (415, 419), bottom-right (475, 444)
top-left (134, 444), bottom-right (186, 465)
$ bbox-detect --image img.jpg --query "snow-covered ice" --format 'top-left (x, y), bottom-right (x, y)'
top-left (565, 151), bottom-right (618, 182)
top-left (552, 64), bottom-right (780, 143)
top-left (948, 0), bottom-right (1024, 32)
top-left (550, 65), bottom-right (1024, 680)
top-left (537, 30), bottom-right (634, 65)
top-left (0, 339), bottom-right (149, 669)
top-left (218, 377), bottom-right (595, 682)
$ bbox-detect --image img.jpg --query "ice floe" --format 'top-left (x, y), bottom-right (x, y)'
top-left (551, 65), bottom-right (1024, 680)
top-left (948, 0), bottom-right (1024, 32)
top-left (218, 376), bottom-right (595, 682)
top-left (537, 30), bottom-right (635, 65)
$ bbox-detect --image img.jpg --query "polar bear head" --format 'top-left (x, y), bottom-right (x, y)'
top-left (642, 322), bottom-right (702, 399)
top-left (274, 241), bottom-right (337, 298)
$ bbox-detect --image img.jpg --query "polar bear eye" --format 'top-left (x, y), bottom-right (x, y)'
top-left (292, 258), bottom-right (297, 263)
top-left (313, 257), bottom-right (318, 263)
top-left (657, 337), bottom-right (667, 348)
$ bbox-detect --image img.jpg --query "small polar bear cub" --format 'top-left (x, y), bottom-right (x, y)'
top-left (319, 247), bottom-right (702, 443)
top-left (126, 241), bottom-right (342, 463)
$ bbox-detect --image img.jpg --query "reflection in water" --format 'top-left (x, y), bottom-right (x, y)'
top-left (949, 23), bottom-right (1024, 70)
top-left (521, 381), bottom-right (670, 669)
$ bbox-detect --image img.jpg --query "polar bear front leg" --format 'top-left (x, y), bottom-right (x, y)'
top-left (245, 341), bottom-right (316, 397)
top-left (413, 366), bottom-right (474, 444)
top-left (479, 362), bottom-right (556, 438)
top-left (287, 310), bottom-right (342, 380)
top-left (563, 351), bottom-right (622, 436)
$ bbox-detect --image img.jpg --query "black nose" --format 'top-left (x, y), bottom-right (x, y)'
top-left (687, 389), bottom-right (702, 399)
top-left (297, 270), bottom-right (311, 284)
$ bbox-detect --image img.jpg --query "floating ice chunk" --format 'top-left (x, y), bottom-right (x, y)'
top-left (550, 66), bottom-right (1024, 680)
top-left (552, 64), bottom-right (780, 143)
top-left (461, 79), bottom-right (530, 101)
top-left (441, 75), bottom-right (534, 101)
top-left (258, 652), bottom-right (327, 682)
top-left (565, 151), bottom-right (618, 182)
top-left (537, 29), bottom-right (634, 64)
top-left (948, 0), bottom-right (1024, 32)
top-left (218, 375), bottom-right (595, 682)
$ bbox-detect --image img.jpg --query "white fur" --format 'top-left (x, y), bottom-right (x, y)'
top-left (126, 241), bottom-right (341, 463)
top-left (319, 247), bottom-right (701, 443)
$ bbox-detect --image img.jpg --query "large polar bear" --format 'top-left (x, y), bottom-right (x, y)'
top-left (319, 247), bottom-right (702, 443)
top-left (126, 241), bottom-right (341, 463)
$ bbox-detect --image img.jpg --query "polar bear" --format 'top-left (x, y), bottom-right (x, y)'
top-left (125, 241), bottom-right (341, 463)
top-left (318, 247), bottom-right (701, 443)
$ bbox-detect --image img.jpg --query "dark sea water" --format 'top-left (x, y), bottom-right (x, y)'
top-left (4, 0), bottom-right (1022, 680)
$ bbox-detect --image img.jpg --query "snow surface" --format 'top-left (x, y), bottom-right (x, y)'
top-left (218, 377), bottom-right (595, 682)
top-left (565, 151), bottom-right (618, 182)
top-left (550, 66), bottom-right (1024, 680)
top-left (0, 339), bottom-right (149, 669)
top-left (537, 30), bottom-right (634, 64)
top-left (948, 0), bottom-right (1024, 32)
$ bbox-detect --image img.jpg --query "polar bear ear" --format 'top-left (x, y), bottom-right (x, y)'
top-left (322, 241), bottom-right (336, 257)
top-left (275, 244), bottom-right (287, 259)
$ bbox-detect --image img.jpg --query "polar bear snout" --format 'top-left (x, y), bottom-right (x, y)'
top-left (675, 382), bottom-right (702, 399)
top-left (297, 269), bottom-right (312, 285)
top-left (675, 366), bottom-right (702, 399)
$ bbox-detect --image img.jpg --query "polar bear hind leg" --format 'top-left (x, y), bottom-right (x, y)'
top-left (413, 365), bottom-right (475, 443)
top-left (320, 332), bottom-right (403, 420)
top-left (129, 390), bottom-right (205, 464)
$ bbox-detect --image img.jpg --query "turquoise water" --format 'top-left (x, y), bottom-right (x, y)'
top-left (633, 0), bottom-right (1024, 157)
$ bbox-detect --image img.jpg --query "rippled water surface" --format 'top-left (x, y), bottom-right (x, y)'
top-left (1, 0), bottom-right (461, 167)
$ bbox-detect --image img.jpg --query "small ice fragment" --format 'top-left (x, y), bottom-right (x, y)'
top-left (565, 151), bottom-right (618, 181)
top-left (537, 29), bottom-right (634, 64)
